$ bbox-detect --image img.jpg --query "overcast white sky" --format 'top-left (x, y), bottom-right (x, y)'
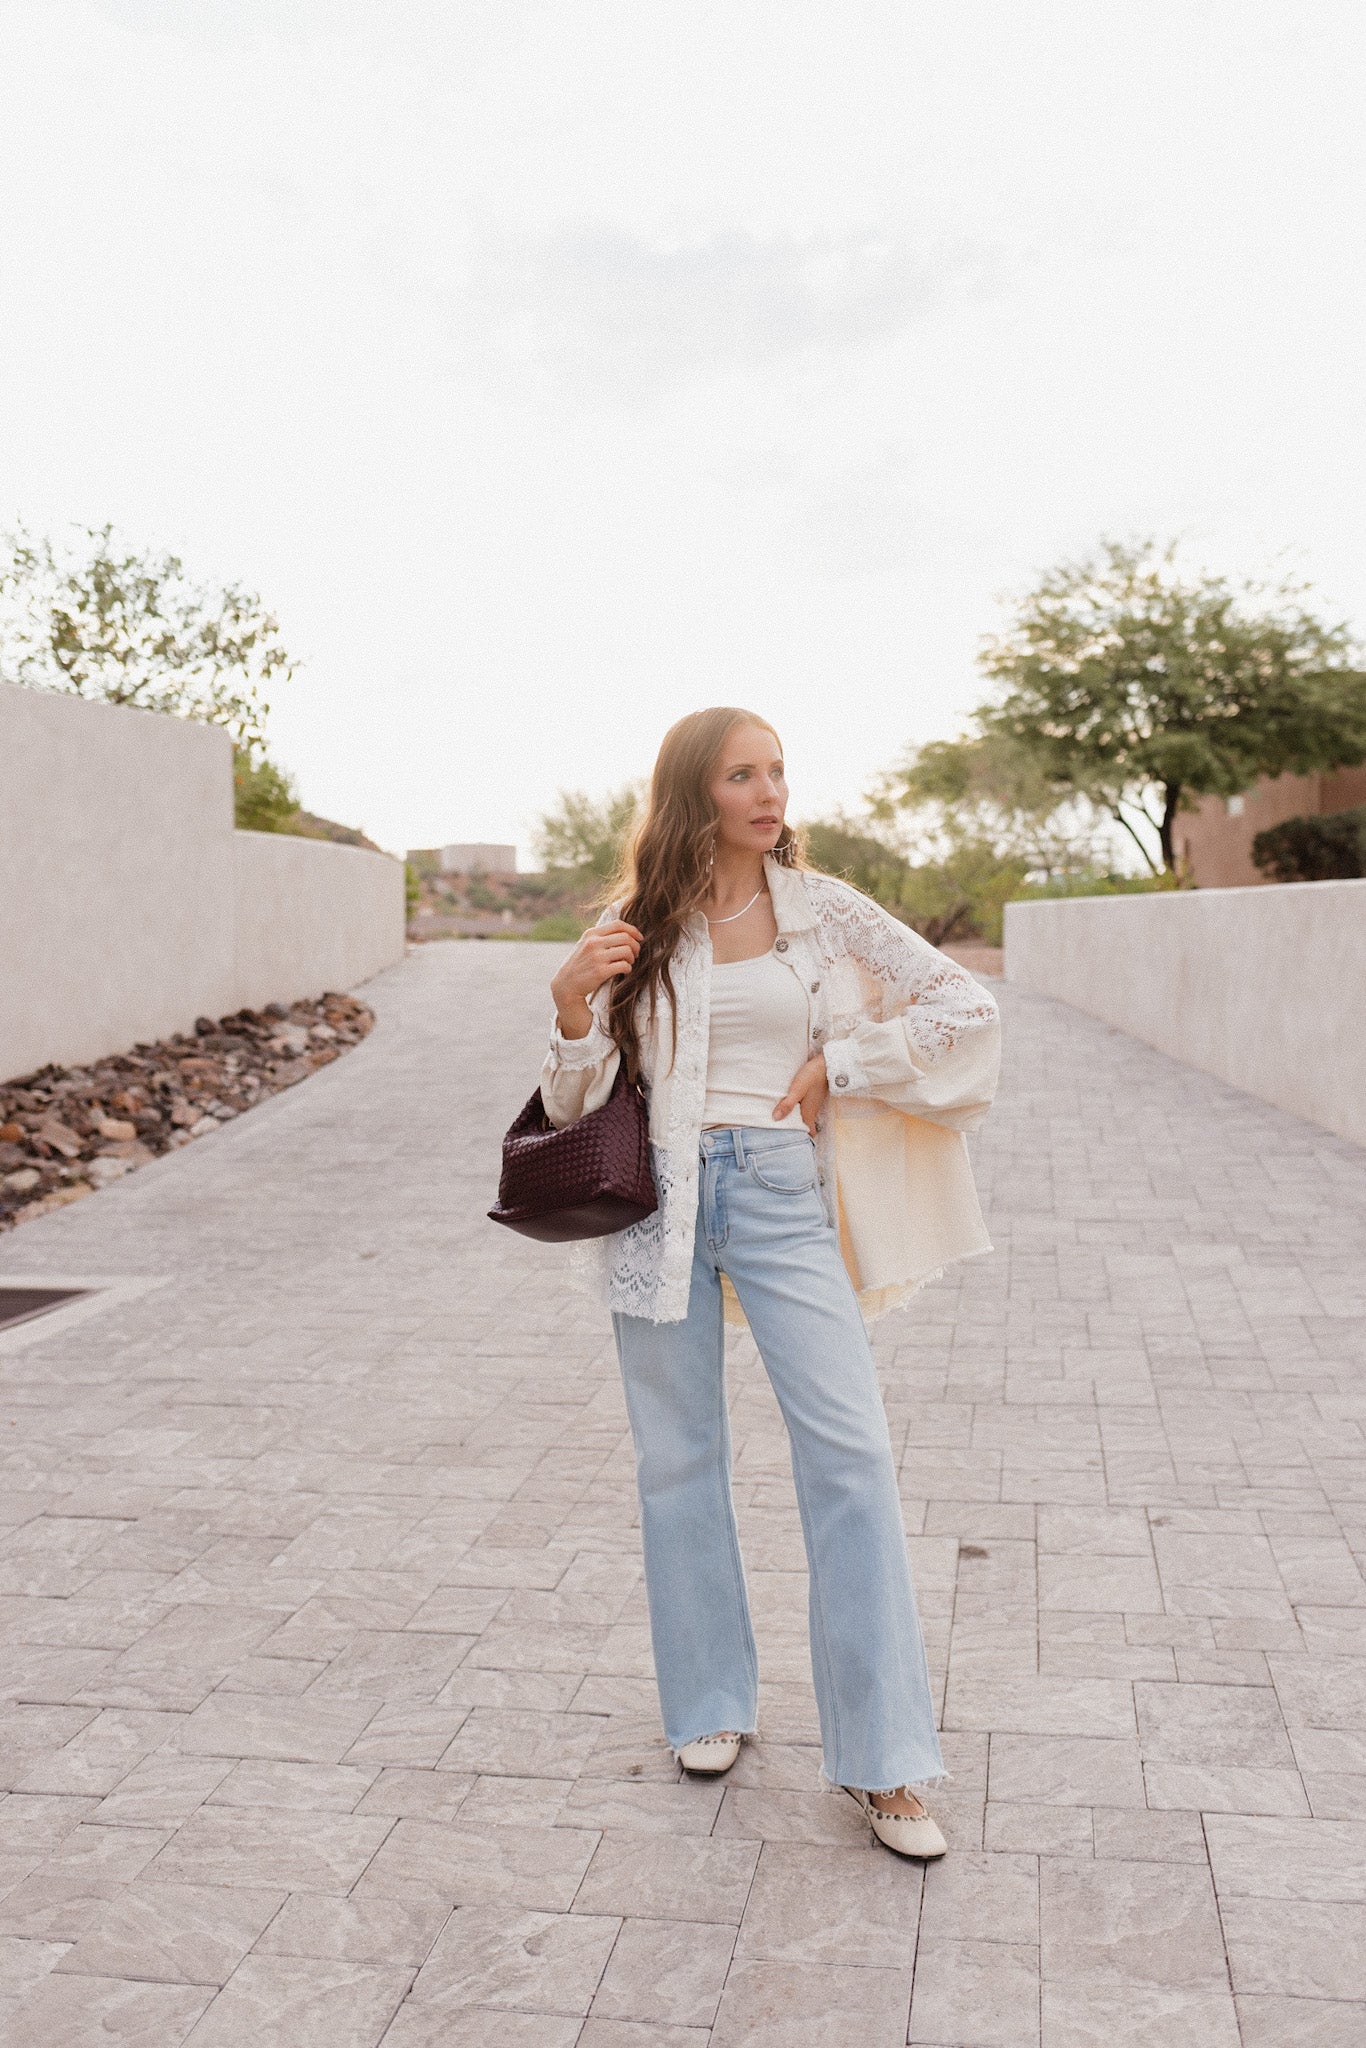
top-left (2, 1), bottom-right (1364, 860)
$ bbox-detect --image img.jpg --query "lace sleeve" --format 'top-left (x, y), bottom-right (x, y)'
top-left (538, 907), bottom-right (622, 1128)
top-left (812, 880), bottom-right (1001, 1130)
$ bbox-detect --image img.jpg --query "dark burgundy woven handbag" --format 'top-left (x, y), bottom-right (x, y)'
top-left (487, 1059), bottom-right (657, 1242)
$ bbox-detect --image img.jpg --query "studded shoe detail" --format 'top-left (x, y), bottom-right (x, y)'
top-left (676, 1732), bottom-right (743, 1775)
top-left (843, 1785), bottom-right (947, 1858)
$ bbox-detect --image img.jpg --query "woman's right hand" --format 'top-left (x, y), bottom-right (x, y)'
top-left (551, 919), bottom-right (643, 1040)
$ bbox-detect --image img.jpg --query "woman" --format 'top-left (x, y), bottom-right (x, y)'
top-left (541, 707), bottom-right (1000, 1858)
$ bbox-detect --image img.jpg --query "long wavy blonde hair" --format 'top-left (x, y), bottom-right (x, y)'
top-left (603, 707), bottom-right (804, 1080)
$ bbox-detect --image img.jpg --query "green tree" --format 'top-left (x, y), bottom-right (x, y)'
top-left (803, 813), bottom-right (1029, 947)
top-left (801, 817), bottom-right (914, 903)
top-left (976, 538), bottom-right (1366, 873)
top-left (0, 521), bottom-right (294, 754)
top-left (534, 783), bottom-right (643, 880)
top-left (871, 728), bottom-right (1110, 881)
top-left (232, 748), bottom-right (300, 832)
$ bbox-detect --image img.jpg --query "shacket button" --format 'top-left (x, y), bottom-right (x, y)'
top-left (811, 979), bottom-right (821, 991)
top-left (834, 1074), bottom-right (848, 1087)
top-left (775, 938), bottom-right (788, 952)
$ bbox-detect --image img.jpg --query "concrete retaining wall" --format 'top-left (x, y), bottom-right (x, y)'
top-left (1004, 881), bottom-right (1366, 1147)
top-left (0, 683), bottom-right (405, 1082)
top-left (231, 830), bottom-right (406, 1016)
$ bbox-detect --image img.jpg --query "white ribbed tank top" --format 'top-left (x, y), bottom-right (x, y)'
top-left (701, 949), bottom-right (810, 1130)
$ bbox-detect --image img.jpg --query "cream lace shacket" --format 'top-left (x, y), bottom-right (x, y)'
top-left (540, 855), bottom-right (1001, 1327)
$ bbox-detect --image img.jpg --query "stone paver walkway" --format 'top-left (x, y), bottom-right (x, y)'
top-left (1, 941), bottom-right (1364, 2047)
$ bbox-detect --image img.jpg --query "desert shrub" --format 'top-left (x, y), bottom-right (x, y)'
top-left (1008, 871), bottom-right (1181, 922)
top-left (1251, 805), bottom-right (1366, 882)
top-left (233, 749), bottom-right (299, 831)
top-left (527, 911), bottom-right (590, 941)
top-left (803, 818), bottom-right (1032, 946)
top-left (802, 820), bottom-right (913, 902)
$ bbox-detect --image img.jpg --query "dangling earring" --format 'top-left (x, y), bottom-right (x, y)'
top-left (706, 834), bottom-right (716, 876)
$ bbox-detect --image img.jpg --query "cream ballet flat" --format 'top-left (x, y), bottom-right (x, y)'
top-left (844, 1785), bottom-right (947, 1859)
top-left (676, 1732), bottom-right (743, 1775)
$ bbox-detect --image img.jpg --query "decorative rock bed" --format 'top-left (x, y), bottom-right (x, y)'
top-left (0, 992), bottom-right (374, 1232)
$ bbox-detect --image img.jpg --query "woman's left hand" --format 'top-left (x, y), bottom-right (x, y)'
top-left (774, 1053), bottom-right (829, 1135)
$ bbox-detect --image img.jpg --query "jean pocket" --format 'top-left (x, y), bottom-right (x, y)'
top-left (747, 1141), bottom-right (818, 1194)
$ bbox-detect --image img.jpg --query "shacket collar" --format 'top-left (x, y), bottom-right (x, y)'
top-left (763, 853), bottom-right (818, 933)
top-left (682, 853), bottom-right (817, 946)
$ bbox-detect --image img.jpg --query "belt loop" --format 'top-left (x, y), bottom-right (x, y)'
top-left (731, 1128), bottom-right (745, 1168)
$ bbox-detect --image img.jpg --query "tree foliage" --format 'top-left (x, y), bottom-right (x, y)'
top-left (534, 783), bottom-right (643, 880)
top-left (0, 522), bottom-right (294, 754)
top-left (976, 538), bottom-right (1366, 872)
top-left (800, 818), bottom-right (915, 906)
top-left (803, 814), bottom-right (1030, 947)
top-left (870, 727), bottom-right (1110, 879)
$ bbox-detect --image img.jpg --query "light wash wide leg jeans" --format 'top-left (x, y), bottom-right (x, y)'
top-left (611, 1123), bottom-right (944, 1792)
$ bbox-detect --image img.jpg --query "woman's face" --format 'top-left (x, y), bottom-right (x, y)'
top-left (708, 721), bottom-right (788, 855)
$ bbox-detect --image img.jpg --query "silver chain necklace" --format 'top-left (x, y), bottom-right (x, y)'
top-left (705, 884), bottom-right (765, 925)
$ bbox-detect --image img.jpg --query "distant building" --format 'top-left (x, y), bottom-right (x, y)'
top-left (1178, 766), bottom-right (1366, 887)
top-left (407, 843), bottom-right (517, 877)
